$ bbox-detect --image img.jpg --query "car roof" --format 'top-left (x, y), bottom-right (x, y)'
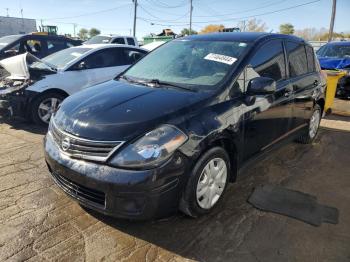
top-left (182, 32), bottom-right (306, 44)
top-left (94, 35), bottom-right (135, 38)
top-left (324, 41), bottom-right (350, 46)
top-left (77, 43), bottom-right (143, 50)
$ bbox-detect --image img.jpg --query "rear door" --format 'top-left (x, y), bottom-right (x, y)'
top-left (243, 39), bottom-right (293, 160)
top-left (286, 42), bottom-right (320, 129)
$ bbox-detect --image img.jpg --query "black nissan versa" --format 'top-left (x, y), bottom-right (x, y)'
top-left (44, 33), bottom-right (326, 220)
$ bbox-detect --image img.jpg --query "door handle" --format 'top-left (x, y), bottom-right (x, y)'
top-left (284, 87), bottom-right (293, 97)
top-left (284, 90), bottom-right (292, 97)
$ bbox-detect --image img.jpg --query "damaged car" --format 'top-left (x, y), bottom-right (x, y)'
top-left (317, 41), bottom-right (350, 98)
top-left (0, 44), bottom-right (148, 124)
top-left (44, 33), bottom-right (326, 220)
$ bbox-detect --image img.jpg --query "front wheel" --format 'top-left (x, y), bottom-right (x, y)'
top-left (31, 92), bottom-right (66, 125)
top-left (296, 104), bottom-right (321, 144)
top-left (179, 147), bottom-right (230, 218)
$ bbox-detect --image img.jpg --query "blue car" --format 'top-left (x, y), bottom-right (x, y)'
top-left (317, 41), bottom-right (350, 98)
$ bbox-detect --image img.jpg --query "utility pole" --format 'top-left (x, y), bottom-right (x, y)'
top-left (328, 0), bottom-right (337, 42)
top-left (5, 8), bottom-right (9, 17)
top-left (73, 23), bottom-right (77, 37)
top-left (133, 0), bottom-right (137, 37)
top-left (189, 0), bottom-right (193, 34)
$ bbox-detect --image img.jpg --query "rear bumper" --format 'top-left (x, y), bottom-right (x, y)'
top-left (44, 134), bottom-right (190, 220)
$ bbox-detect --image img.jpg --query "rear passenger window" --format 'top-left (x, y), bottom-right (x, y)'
top-left (127, 38), bottom-right (136, 46)
top-left (248, 40), bottom-right (286, 82)
top-left (306, 46), bottom-right (315, 72)
top-left (47, 40), bottom-right (66, 53)
top-left (112, 38), bottom-right (125, 44)
top-left (286, 42), bottom-right (308, 77)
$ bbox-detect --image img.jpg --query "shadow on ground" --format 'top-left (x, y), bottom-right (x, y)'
top-left (83, 130), bottom-right (350, 261)
top-left (0, 117), bottom-right (47, 135)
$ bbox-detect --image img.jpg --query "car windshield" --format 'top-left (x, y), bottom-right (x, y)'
top-left (30, 47), bottom-right (91, 70)
top-left (85, 36), bottom-right (111, 44)
top-left (317, 44), bottom-right (350, 58)
top-left (0, 35), bottom-right (21, 49)
top-left (123, 39), bottom-right (249, 90)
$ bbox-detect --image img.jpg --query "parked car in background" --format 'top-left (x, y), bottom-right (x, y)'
top-left (316, 41), bottom-right (350, 99)
top-left (0, 44), bottom-right (148, 124)
top-left (141, 41), bottom-right (166, 51)
top-left (0, 33), bottom-right (82, 60)
top-left (44, 33), bottom-right (325, 220)
top-left (84, 35), bottom-right (139, 47)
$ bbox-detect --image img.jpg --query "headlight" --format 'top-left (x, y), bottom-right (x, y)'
top-left (110, 125), bottom-right (188, 169)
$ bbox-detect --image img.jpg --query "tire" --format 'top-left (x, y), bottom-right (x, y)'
top-left (31, 92), bottom-right (66, 125)
top-left (179, 147), bottom-right (230, 218)
top-left (296, 104), bottom-right (321, 144)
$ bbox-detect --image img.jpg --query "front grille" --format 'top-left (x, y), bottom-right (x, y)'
top-left (49, 120), bottom-right (124, 162)
top-left (52, 171), bottom-right (106, 207)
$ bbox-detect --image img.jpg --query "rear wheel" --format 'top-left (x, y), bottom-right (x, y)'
top-left (31, 92), bottom-right (66, 125)
top-left (296, 104), bottom-right (321, 144)
top-left (179, 147), bottom-right (230, 218)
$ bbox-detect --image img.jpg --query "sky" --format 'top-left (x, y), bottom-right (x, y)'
top-left (1, 0), bottom-right (349, 39)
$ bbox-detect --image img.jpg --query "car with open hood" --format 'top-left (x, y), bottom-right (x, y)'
top-left (316, 41), bottom-right (350, 98)
top-left (44, 33), bottom-right (325, 220)
top-left (0, 44), bottom-right (148, 124)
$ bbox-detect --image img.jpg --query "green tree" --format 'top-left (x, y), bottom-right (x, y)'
top-left (89, 28), bottom-right (101, 38)
top-left (181, 28), bottom-right (197, 36)
top-left (77, 28), bottom-right (88, 40)
top-left (279, 23), bottom-right (295, 35)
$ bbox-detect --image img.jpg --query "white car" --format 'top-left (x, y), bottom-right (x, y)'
top-left (0, 44), bottom-right (147, 125)
top-left (84, 35), bottom-right (139, 47)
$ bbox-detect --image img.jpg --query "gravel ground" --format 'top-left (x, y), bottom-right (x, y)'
top-left (0, 116), bottom-right (350, 261)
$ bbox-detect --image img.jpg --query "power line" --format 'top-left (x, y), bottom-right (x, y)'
top-left (145, 0), bottom-right (188, 9)
top-left (139, 0), bottom-right (321, 25)
top-left (194, 0), bottom-right (288, 18)
top-left (41, 3), bottom-right (131, 21)
top-left (138, 4), bottom-right (190, 22)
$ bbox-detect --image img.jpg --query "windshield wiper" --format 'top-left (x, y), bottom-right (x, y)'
top-left (140, 79), bottom-right (196, 92)
top-left (118, 76), bottom-right (195, 92)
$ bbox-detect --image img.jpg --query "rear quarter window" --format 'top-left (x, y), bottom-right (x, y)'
top-left (306, 45), bottom-right (316, 73)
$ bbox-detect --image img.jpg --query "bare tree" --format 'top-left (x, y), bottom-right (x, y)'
top-left (245, 18), bottom-right (268, 32)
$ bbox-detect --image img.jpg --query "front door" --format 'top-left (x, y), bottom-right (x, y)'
top-left (242, 39), bottom-right (293, 161)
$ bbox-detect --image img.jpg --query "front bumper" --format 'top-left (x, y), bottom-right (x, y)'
top-left (0, 90), bottom-right (38, 119)
top-left (0, 99), bottom-right (12, 117)
top-left (44, 133), bottom-right (190, 220)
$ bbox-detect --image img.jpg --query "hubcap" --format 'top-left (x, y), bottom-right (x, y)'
top-left (196, 158), bottom-right (227, 209)
top-left (309, 109), bottom-right (321, 139)
top-left (38, 97), bottom-right (62, 124)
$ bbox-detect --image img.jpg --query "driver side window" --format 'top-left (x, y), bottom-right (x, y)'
top-left (242, 40), bottom-right (286, 90)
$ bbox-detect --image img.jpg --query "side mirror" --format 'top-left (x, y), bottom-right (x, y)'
top-left (78, 61), bottom-right (87, 70)
top-left (4, 49), bottom-right (18, 56)
top-left (247, 77), bottom-right (276, 96)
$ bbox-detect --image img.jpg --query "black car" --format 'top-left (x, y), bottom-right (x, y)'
top-left (0, 34), bottom-right (81, 60)
top-left (44, 32), bottom-right (326, 220)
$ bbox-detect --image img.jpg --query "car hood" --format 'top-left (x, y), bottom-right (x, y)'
top-left (318, 56), bottom-right (350, 70)
top-left (53, 80), bottom-right (212, 141)
top-left (0, 53), bottom-right (30, 80)
top-left (0, 52), bottom-right (56, 80)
